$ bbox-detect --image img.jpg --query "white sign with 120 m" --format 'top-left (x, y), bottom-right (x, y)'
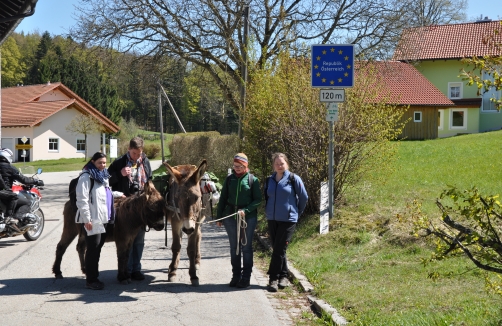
top-left (320, 89), bottom-right (345, 102)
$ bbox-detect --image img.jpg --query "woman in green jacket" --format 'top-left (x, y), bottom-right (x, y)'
top-left (216, 153), bottom-right (262, 288)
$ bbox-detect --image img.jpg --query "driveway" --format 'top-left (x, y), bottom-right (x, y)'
top-left (0, 167), bottom-right (294, 325)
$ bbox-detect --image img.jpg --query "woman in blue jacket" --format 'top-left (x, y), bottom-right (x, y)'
top-left (264, 153), bottom-right (308, 292)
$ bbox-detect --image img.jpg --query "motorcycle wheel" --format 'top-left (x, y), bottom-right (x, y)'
top-left (23, 208), bottom-right (44, 241)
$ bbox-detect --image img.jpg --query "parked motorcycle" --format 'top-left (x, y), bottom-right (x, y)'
top-left (0, 168), bottom-right (44, 241)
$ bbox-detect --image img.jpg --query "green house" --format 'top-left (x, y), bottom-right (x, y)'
top-left (393, 19), bottom-right (502, 138)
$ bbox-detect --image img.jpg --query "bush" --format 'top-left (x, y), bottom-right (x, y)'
top-left (143, 143), bottom-right (161, 159)
top-left (168, 132), bottom-right (239, 176)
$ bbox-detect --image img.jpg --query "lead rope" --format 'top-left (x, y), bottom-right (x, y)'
top-left (236, 213), bottom-right (247, 255)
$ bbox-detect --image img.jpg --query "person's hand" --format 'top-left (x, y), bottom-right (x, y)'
top-left (84, 222), bottom-right (93, 231)
top-left (216, 222), bottom-right (222, 227)
top-left (237, 210), bottom-right (245, 218)
top-left (121, 167), bottom-right (131, 176)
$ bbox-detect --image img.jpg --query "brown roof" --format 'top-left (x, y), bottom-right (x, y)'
top-left (1, 82), bottom-right (119, 133)
top-left (392, 20), bottom-right (502, 61)
top-left (356, 61), bottom-right (454, 106)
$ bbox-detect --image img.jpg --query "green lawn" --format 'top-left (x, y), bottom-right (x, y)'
top-left (274, 130), bottom-right (502, 325)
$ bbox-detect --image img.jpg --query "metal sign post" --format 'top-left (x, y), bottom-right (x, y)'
top-left (312, 44), bottom-right (354, 232)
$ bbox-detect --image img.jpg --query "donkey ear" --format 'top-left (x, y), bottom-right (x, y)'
top-left (193, 159), bottom-right (207, 183)
top-left (163, 162), bottom-right (182, 184)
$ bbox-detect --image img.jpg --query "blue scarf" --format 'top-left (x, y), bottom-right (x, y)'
top-left (84, 163), bottom-right (110, 184)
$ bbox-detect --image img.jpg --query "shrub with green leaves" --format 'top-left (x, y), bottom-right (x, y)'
top-left (244, 53), bottom-right (406, 214)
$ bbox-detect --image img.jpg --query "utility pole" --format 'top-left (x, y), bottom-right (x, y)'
top-left (238, 5), bottom-right (250, 140)
top-left (158, 84), bottom-right (165, 162)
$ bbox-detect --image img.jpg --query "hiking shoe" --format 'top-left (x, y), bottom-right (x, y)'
top-left (131, 271), bottom-right (145, 281)
top-left (86, 280), bottom-right (104, 290)
top-left (278, 277), bottom-right (290, 289)
top-left (267, 280), bottom-right (278, 292)
top-left (229, 277), bottom-right (240, 287)
top-left (236, 279), bottom-right (250, 288)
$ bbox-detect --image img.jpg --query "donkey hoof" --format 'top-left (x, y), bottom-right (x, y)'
top-left (191, 278), bottom-right (200, 286)
top-left (55, 273), bottom-right (63, 279)
top-left (120, 279), bottom-right (130, 285)
top-left (168, 275), bottom-right (177, 282)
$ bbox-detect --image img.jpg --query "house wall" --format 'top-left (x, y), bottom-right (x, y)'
top-left (399, 106), bottom-right (438, 140)
top-left (438, 107), bottom-right (480, 138)
top-left (1, 127), bottom-right (33, 162)
top-left (38, 89), bottom-right (69, 102)
top-left (32, 106), bottom-right (101, 161)
top-left (414, 60), bottom-right (502, 135)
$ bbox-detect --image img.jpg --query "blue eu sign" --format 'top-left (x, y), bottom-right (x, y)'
top-left (311, 44), bottom-right (354, 88)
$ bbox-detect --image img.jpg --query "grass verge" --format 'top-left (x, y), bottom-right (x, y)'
top-left (257, 130), bottom-right (502, 325)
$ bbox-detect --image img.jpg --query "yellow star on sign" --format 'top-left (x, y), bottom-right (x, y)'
top-left (330, 80), bottom-right (335, 85)
top-left (338, 50), bottom-right (343, 54)
top-left (322, 78), bottom-right (326, 83)
top-left (344, 72), bottom-right (348, 77)
top-left (345, 56), bottom-right (349, 60)
top-left (347, 64), bottom-right (352, 69)
top-left (322, 50), bottom-right (326, 55)
top-left (316, 72), bottom-right (321, 77)
top-left (314, 64), bottom-right (319, 69)
top-left (317, 56), bottom-right (321, 60)
top-left (331, 47), bottom-right (335, 52)
top-left (338, 78), bottom-right (343, 83)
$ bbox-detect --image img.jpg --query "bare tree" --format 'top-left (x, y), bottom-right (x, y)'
top-left (66, 113), bottom-right (103, 160)
top-left (402, 0), bottom-right (467, 26)
top-left (71, 0), bottom-right (466, 132)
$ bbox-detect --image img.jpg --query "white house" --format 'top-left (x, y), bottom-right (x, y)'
top-left (1, 82), bottom-right (119, 162)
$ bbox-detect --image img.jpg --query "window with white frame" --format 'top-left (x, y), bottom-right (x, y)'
top-left (438, 110), bottom-right (444, 130)
top-left (450, 109), bottom-right (467, 129)
top-left (77, 139), bottom-right (86, 152)
top-left (448, 82), bottom-right (462, 99)
top-left (413, 111), bottom-right (422, 122)
top-left (49, 138), bottom-right (59, 151)
top-left (481, 71), bottom-right (501, 112)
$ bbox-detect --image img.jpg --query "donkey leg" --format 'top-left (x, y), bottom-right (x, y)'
top-left (76, 231), bottom-right (87, 275)
top-left (52, 224), bottom-right (79, 279)
top-left (116, 238), bottom-right (134, 284)
top-left (53, 202), bottom-right (81, 279)
top-left (168, 221), bottom-right (182, 282)
top-left (187, 227), bottom-right (202, 286)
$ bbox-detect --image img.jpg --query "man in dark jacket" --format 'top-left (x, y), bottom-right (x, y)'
top-left (0, 148), bottom-right (43, 226)
top-left (107, 137), bottom-right (152, 281)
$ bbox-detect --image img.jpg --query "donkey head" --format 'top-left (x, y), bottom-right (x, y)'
top-left (163, 160), bottom-right (207, 235)
top-left (142, 180), bottom-right (166, 231)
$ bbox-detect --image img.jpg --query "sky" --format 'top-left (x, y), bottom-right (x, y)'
top-left (15, 0), bottom-right (502, 36)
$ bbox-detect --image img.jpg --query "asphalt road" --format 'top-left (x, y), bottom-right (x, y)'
top-left (0, 162), bottom-right (290, 326)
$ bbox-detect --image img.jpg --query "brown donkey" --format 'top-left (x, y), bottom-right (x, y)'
top-left (163, 159), bottom-right (207, 286)
top-left (52, 180), bottom-right (166, 283)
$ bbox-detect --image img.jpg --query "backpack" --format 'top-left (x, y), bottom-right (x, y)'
top-left (263, 173), bottom-right (297, 206)
top-left (69, 172), bottom-right (93, 209)
top-left (224, 173), bottom-right (254, 195)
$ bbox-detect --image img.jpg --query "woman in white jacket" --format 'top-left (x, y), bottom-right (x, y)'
top-left (75, 152), bottom-right (124, 290)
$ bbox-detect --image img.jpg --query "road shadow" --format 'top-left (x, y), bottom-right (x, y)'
top-left (0, 269), bottom-right (266, 304)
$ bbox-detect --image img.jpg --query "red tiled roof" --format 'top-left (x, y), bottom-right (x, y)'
top-left (1, 82), bottom-right (119, 133)
top-left (356, 61), bottom-right (454, 106)
top-left (393, 20), bottom-right (502, 61)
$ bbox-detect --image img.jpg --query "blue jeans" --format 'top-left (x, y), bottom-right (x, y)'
top-left (128, 228), bottom-right (145, 273)
top-left (223, 215), bottom-right (257, 281)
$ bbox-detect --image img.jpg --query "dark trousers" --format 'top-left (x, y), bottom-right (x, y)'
top-left (267, 220), bottom-right (296, 282)
top-left (83, 224), bottom-right (107, 283)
